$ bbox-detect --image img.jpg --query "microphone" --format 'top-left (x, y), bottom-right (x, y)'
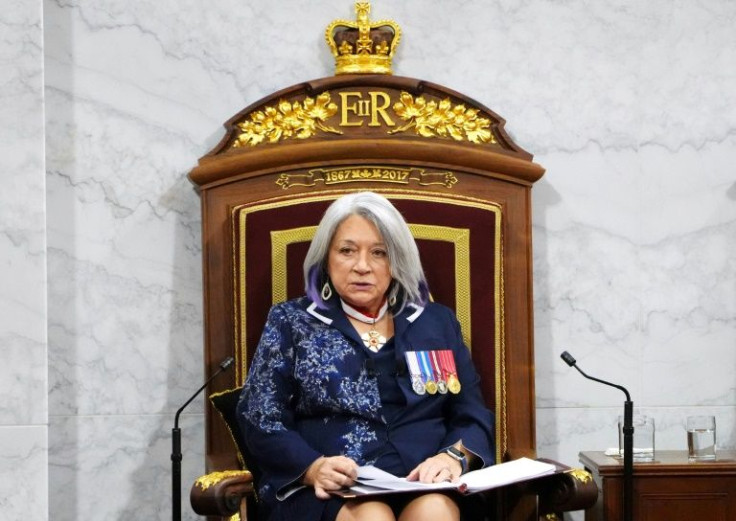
top-left (560, 351), bottom-right (631, 401)
top-left (560, 351), bottom-right (633, 521)
top-left (172, 356), bottom-right (234, 521)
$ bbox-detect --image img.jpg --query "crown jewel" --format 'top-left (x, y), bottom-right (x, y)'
top-left (325, 2), bottom-right (401, 75)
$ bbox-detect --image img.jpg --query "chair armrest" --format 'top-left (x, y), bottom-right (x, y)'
top-left (190, 470), bottom-right (254, 517)
top-left (534, 460), bottom-right (598, 514)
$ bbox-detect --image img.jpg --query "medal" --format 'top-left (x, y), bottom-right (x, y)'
top-left (405, 352), bottom-right (426, 395)
top-left (362, 329), bottom-right (386, 352)
top-left (431, 350), bottom-right (448, 394)
top-left (447, 374), bottom-right (462, 394)
top-left (439, 350), bottom-right (462, 394)
top-left (418, 351), bottom-right (438, 395)
top-left (437, 380), bottom-right (448, 394)
top-left (411, 375), bottom-right (426, 395)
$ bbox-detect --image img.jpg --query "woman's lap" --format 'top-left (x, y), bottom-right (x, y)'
top-left (321, 492), bottom-right (487, 521)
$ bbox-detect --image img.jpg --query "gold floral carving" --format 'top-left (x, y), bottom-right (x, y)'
top-left (194, 470), bottom-right (253, 491)
top-left (232, 92), bottom-right (342, 147)
top-left (232, 90), bottom-right (498, 148)
top-left (390, 91), bottom-right (496, 144)
top-left (565, 468), bottom-right (593, 484)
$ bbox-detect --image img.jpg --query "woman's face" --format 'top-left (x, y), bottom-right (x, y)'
top-left (327, 214), bottom-right (392, 314)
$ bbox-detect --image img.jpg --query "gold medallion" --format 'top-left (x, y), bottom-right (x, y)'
top-left (447, 374), bottom-right (461, 394)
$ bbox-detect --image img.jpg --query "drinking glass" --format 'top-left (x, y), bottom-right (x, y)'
top-left (618, 415), bottom-right (655, 461)
top-left (687, 415), bottom-right (716, 460)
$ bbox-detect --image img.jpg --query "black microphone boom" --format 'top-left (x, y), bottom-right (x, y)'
top-left (172, 356), bottom-right (234, 521)
top-left (560, 351), bottom-right (631, 402)
top-left (560, 351), bottom-right (634, 521)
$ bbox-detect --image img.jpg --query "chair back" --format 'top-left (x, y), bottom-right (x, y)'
top-left (190, 74), bottom-right (544, 471)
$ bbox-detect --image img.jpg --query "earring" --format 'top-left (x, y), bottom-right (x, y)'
top-left (388, 285), bottom-right (398, 307)
top-left (321, 282), bottom-right (333, 301)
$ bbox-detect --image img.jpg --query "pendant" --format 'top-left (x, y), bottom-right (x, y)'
top-left (362, 329), bottom-right (386, 352)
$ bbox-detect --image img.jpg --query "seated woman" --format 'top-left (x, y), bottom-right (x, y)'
top-left (237, 191), bottom-right (495, 521)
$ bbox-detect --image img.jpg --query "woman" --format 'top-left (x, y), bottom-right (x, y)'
top-left (237, 192), bottom-right (495, 521)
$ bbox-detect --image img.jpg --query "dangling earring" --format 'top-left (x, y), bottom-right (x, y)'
top-left (388, 285), bottom-right (398, 307)
top-left (321, 282), bottom-right (333, 301)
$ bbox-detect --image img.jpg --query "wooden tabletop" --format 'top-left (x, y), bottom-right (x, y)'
top-left (580, 450), bottom-right (736, 477)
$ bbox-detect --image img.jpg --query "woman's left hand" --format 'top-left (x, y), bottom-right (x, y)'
top-left (406, 453), bottom-right (462, 483)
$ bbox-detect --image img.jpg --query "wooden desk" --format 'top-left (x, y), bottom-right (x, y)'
top-left (579, 450), bottom-right (736, 521)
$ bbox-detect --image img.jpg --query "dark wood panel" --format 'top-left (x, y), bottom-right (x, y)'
top-left (581, 450), bottom-right (736, 521)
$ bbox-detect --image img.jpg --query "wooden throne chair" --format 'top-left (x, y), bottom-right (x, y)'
top-left (187, 3), bottom-right (596, 520)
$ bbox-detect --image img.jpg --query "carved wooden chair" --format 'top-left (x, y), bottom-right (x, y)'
top-left (186, 73), bottom-right (596, 521)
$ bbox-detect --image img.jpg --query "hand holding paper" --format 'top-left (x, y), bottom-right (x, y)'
top-left (334, 458), bottom-right (557, 498)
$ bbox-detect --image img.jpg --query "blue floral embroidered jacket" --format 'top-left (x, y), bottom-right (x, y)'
top-left (236, 296), bottom-right (495, 508)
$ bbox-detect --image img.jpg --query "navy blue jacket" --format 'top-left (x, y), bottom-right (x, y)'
top-left (237, 296), bottom-right (495, 517)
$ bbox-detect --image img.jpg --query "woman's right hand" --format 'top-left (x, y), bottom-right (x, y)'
top-left (303, 455), bottom-right (359, 499)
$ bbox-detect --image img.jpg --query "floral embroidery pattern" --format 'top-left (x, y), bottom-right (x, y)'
top-left (342, 418), bottom-right (379, 464)
top-left (241, 298), bottom-right (382, 463)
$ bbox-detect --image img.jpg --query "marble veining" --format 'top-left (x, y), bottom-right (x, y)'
top-left (1, 1), bottom-right (49, 517)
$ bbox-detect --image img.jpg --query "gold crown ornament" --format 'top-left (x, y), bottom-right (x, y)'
top-left (325, 1), bottom-right (401, 75)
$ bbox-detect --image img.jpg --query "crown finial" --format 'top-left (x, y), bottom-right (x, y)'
top-left (325, 1), bottom-right (401, 75)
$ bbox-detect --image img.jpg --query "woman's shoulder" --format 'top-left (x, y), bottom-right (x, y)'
top-left (268, 296), bottom-right (312, 317)
top-left (414, 300), bottom-right (454, 318)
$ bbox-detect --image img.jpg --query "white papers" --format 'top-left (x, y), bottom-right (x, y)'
top-left (345, 458), bottom-right (557, 496)
top-left (458, 457), bottom-right (556, 493)
top-left (353, 465), bottom-right (456, 493)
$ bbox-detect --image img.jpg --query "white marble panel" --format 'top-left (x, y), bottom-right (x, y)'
top-left (44, 0), bottom-right (211, 417)
top-left (0, 0), bottom-right (47, 426)
top-left (0, 427), bottom-right (48, 520)
top-left (534, 138), bottom-right (736, 410)
top-left (49, 413), bottom-right (205, 521)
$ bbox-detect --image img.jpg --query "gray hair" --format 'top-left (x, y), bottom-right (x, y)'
top-left (303, 192), bottom-right (429, 312)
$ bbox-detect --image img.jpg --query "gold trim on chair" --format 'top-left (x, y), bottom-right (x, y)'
top-left (271, 226), bottom-right (318, 304)
top-left (566, 468), bottom-right (593, 484)
top-left (407, 224), bottom-right (471, 347)
top-left (194, 470), bottom-right (253, 491)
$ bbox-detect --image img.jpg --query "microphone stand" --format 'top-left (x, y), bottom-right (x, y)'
top-left (172, 356), bottom-right (234, 521)
top-left (561, 351), bottom-right (633, 521)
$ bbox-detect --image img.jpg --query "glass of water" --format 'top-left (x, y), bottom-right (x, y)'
top-left (618, 415), bottom-right (655, 461)
top-left (687, 415), bottom-right (717, 460)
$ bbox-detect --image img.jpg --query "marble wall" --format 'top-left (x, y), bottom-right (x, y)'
top-left (1, 0), bottom-right (48, 518)
top-left (1, 0), bottom-right (734, 519)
